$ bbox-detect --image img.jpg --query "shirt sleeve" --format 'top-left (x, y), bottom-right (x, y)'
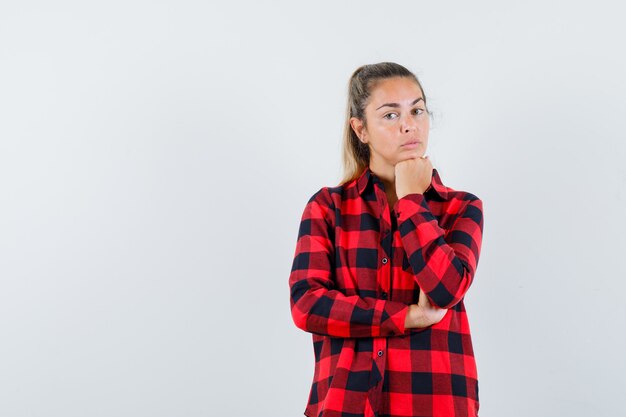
top-left (289, 187), bottom-right (410, 338)
top-left (394, 193), bottom-right (484, 309)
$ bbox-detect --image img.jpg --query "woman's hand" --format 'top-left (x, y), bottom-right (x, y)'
top-left (404, 288), bottom-right (448, 329)
top-left (395, 156), bottom-right (432, 199)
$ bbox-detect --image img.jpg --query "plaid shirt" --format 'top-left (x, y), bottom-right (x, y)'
top-left (289, 165), bottom-right (484, 417)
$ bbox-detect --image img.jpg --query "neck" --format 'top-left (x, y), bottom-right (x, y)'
top-left (369, 159), bottom-right (396, 194)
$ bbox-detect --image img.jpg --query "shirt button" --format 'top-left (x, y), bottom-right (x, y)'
top-left (382, 257), bottom-right (388, 264)
top-left (377, 350), bottom-right (384, 357)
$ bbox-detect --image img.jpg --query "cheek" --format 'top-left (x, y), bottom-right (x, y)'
top-left (378, 125), bottom-right (396, 138)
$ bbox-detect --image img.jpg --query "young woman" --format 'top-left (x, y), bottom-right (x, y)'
top-left (289, 62), bottom-right (484, 417)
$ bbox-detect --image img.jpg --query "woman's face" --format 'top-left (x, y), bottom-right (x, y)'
top-left (351, 76), bottom-right (430, 169)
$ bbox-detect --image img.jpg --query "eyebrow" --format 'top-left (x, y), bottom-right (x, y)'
top-left (376, 97), bottom-right (424, 110)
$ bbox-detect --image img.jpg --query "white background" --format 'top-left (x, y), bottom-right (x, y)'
top-left (1, 1), bottom-right (625, 416)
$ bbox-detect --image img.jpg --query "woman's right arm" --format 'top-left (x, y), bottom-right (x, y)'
top-left (289, 187), bottom-right (413, 338)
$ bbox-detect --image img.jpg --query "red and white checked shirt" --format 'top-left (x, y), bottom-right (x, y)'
top-left (289, 165), bottom-right (484, 417)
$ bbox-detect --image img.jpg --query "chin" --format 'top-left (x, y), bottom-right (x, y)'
top-left (402, 150), bottom-right (424, 158)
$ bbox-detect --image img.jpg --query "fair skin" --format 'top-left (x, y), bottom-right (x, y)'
top-left (350, 76), bottom-right (447, 329)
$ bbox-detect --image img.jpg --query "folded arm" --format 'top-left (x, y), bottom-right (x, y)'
top-left (394, 193), bottom-right (484, 309)
top-left (289, 187), bottom-right (410, 338)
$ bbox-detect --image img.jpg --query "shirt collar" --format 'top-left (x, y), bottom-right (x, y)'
top-left (356, 165), bottom-right (448, 199)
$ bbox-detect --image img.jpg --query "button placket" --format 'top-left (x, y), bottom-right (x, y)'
top-left (376, 184), bottom-right (393, 303)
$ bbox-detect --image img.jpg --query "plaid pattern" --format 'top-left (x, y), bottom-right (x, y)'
top-left (289, 166), bottom-right (484, 417)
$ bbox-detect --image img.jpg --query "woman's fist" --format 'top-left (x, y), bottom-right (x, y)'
top-left (395, 156), bottom-right (432, 199)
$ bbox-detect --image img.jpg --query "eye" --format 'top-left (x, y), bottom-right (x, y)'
top-left (413, 108), bottom-right (425, 115)
top-left (383, 113), bottom-right (398, 120)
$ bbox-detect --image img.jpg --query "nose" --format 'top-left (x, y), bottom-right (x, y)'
top-left (401, 114), bottom-right (417, 133)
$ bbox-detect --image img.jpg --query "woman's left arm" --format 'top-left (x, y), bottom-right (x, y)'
top-left (394, 194), bottom-right (484, 309)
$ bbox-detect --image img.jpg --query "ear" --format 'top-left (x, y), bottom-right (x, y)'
top-left (349, 117), bottom-right (368, 143)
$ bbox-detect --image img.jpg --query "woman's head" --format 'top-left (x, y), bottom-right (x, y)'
top-left (341, 62), bottom-right (432, 184)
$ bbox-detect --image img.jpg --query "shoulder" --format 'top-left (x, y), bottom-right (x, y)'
top-left (447, 189), bottom-right (482, 204)
top-left (440, 184), bottom-right (484, 220)
top-left (302, 181), bottom-right (354, 227)
top-left (306, 186), bottom-right (332, 208)
top-left (438, 172), bottom-right (481, 204)
top-left (306, 182), bottom-right (348, 209)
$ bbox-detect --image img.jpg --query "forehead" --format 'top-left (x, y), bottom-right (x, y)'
top-left (368, 77), bottom-right (423, 106)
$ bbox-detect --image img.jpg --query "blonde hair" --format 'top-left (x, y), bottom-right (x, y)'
top-left (340, 62), bottom-right (431, 185)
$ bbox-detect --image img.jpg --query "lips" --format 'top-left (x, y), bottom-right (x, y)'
top-left (402, 141), bottom-right (422, 146)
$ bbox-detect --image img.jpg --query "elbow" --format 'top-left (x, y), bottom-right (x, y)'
top-left (291, 309), bottom-right (309, 332)
top-left (290, 280), bottom-right (312, 332)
